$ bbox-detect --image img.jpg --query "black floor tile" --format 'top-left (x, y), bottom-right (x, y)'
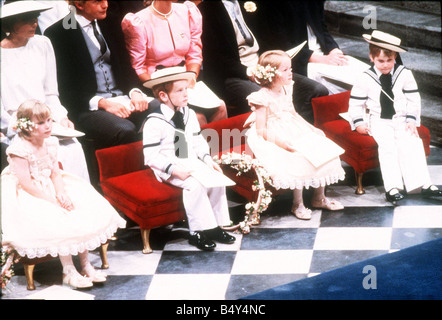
top-left (240, 228), bottom-right (317, 250)
top-left (320, 207), bottom-right (395, 227)
top-left (91, 275), bottom-right (153, 300)
top-left (390, 228), bottom-right (442, 249)
top-left (156, 251), bottom-right (237, 274)
top-left (226, 274), bottom-right (307, 300)
top-left (309, 250), bottom-right (389, 274)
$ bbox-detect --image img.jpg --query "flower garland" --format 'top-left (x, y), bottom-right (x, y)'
top-left (214, 152), bottom-right (273, 234)
top-left (243, 1), bottom-right (257, 13)
top-left (247, 64), bottom-right (281, 85)
top-left (1, 246), bottom-right (20, 291)
top-left (14, 117), bottom-right (35, 133)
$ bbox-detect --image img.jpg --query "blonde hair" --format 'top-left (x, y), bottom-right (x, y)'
top-left (16, 100), bottom-right (51, 139)
top-left (254, 50), bottom-right (290, 88)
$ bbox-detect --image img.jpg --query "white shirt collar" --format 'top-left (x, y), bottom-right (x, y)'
top-left (75, 12), bottom-right (97, 29)
top-left (160, 104), bottom-right (185, 122)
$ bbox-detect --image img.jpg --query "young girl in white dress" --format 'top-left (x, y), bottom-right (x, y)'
top-left (245, 50), bottom-right (345, 220)
top-left (1, 100), bottom-right (126, 289)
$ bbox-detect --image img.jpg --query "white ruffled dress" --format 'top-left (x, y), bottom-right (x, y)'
top-left (245, 85), bottom-right (345, 190)
top-left (1, 137), bottom-right (126, 259)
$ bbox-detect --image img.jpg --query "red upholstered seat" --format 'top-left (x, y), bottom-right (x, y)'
top-left (96, 140), bottom-right (186, 254)
top-left (102, 170), bottom-right (184, 226)
top-left (312, 91), bottom-right (431, 194)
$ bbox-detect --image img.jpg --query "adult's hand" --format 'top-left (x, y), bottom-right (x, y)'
top-left (99, 99), bottom-right (131, 118)
top-left (130, 91), bottom-right (149, 112)
top-left (310, 48), bottom-right (348, 66)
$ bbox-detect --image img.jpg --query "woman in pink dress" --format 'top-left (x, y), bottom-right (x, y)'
top-left (121, 0), bottom-right (227, 126)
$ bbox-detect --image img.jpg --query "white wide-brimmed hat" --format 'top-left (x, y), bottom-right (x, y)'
top-left (363, 30), bottom-right (407, 52)
top-left (143, 66), bottom-right (196, 89)
top-left (1, 1), bottom-right (52, 19)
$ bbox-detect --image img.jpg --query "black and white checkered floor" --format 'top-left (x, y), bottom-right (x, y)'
top-left (2, 146), bottom-right (441, 300)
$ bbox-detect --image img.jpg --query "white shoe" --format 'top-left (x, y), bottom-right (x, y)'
top-left (63, 272), bottom-right (93, 289)
top-left (81, 268), bottom-right (107, 283)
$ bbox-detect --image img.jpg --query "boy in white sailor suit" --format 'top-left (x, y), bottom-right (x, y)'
top-left (142, 66), bottom-right (235, 251)
top-left (349, 30), bottom-right (441, 203)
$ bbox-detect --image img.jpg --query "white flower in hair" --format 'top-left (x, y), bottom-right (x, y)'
top-left (244, 1), bottom-right (257, 13)
top-left (14, 118), bottom-right (35, 133)
top-left (247, 64), bottom-right (281, 85)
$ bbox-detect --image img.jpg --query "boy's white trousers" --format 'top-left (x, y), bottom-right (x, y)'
top-left (166, 176), bottom-right (231, 233)
top-left (370, 117), bottom-right (432, 192)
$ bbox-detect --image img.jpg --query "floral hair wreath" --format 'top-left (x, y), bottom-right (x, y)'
top-left (14, 117), bottom-right (35, 133)
top-left (243, 1), bottom-right (257, 13)
top-left (247, 64), bottom-right (281, 85)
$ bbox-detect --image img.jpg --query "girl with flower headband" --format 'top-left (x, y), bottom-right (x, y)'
top-left (1, 100), bottom-right (126, 289)
top-left (245, 50), bottom-right (346, 220)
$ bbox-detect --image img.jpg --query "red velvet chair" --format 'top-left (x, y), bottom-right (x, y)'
top-left (95, 112), bottom-right (257, 253)
top-left (312, 91), bottom-right (431, 194)
top-left (201, 112), bottom-right (258, 201)
top-left (96, 141), bottom-right (185, 254)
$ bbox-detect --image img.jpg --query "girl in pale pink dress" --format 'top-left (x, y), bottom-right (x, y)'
top-left (1, 100), bottom-right (126, 289)
top-left (121, 0), bottom-right (227, 126)
top-left (245, 50), bottom-right (345, 220)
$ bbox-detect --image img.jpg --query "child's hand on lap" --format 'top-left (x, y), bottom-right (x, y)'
top-left (172, 166), bottom-right (192, 181)
top-left (56, 192), bottom-right (74, 211)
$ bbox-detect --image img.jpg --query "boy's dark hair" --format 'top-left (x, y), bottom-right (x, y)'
top-left (369, 44), bottom-right (397, 58)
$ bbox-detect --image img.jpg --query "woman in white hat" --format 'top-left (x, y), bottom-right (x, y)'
top-left (1, 0), bottom-right (90, 181)
top-left (349, 30), bottom-right (441, 202)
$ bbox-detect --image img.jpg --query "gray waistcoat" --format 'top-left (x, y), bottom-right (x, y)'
top-left (81, 28), bottom-right (123, 98)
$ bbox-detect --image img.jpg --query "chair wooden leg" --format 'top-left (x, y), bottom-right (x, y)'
top-left (141, 229), bottom-right (153, 254)
top-left (23, 263), bottom-right (36, 290)
top-left (355, 171), bottom-right (365, 195)
top-left (99, 242), bottom-right (109, 270)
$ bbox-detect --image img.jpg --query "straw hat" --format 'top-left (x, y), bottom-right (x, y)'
top-left (363, 30), bottom-right (407, 52)
top-left (1, 1), bottom-right (52, 19)
top-left (143, 66), bottom-right (196, 89)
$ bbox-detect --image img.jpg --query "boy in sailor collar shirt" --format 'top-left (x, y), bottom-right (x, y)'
top-left (142, 66), bottom-right (235, 251)
top-left (349, 30), bottom-right (441, 203)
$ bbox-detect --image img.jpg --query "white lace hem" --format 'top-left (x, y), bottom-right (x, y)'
top-left (14, 220), bottom-right (126, 259)
top-left (271, 173), bottom-right (346, 190)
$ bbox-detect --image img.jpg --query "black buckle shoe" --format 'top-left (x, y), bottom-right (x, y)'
top-left (386, 189), bottom-right (405, 203)
top-left (421, 186), bottom-right (442, 199)
top-left (204, 227), bottom-right (236, 244)
top-left (189, 232), bottom-right (216, 251)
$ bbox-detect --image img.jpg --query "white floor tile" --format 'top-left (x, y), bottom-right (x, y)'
top-left (313, 227), bottom-right (392, 250)
top-left (428, 165), bottom-right (442, 185)
top-left (25, 285), bottom-right (95, 300)
top-left (330, 186), bottom-right (391, 207)
top-left (145, 274), bottom-right (230, 300)
top-left (231, 250), bottom-right (313, 275)
top-left (392, 206), bottom-right (442, 228)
